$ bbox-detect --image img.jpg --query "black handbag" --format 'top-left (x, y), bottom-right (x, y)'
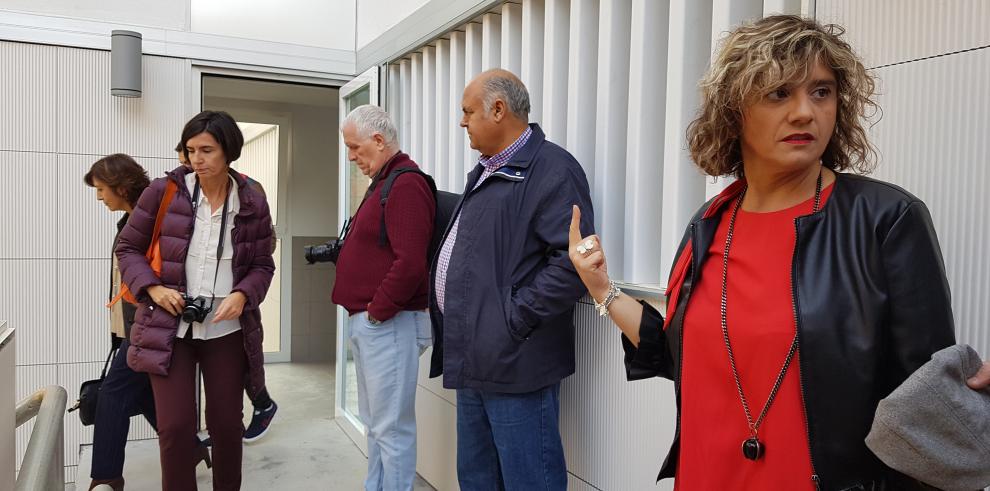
top-left (68, 344), bottom-right (117, 426)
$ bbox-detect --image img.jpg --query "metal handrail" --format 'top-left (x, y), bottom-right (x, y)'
top-left (14, 386), bottom-right (66, 491)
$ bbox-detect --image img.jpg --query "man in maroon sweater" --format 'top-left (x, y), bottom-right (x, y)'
top-left (332, 104), bottom-right (435, 491)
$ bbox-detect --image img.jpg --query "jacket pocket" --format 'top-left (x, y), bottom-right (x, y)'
top-left (502, 285), bottom-right (533, 342)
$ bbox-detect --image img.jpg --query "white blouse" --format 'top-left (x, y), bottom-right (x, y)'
top-left (177, 173), bottom-right (241, 340)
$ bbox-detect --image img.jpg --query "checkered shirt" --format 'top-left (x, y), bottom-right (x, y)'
top-left (434, 126), bottom-right (533, 313)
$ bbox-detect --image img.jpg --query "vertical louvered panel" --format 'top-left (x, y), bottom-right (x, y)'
top-left (15, 364), bottom-right (58, 471)
top-left (447, 31), bottom-right (467, 193)
top-left (399, 58), bottom-right (412, 151)
top-left (561, 300), bottom-right (676, 491)
top-left (659, 0), bottom-right (712, 282)
top-left (463, 22), bottom-right (484, 171)
top-left (869, 49), bottom-right (990, 359)
top-left (592, 0), bottom-right (632, 275)
top-left (387, 63), bottom-right (402, 141)
top-left (520, 0), bottom-right (546, 125)
top-left (541, 0), bottom-right (570, 143)
top-left (434, 39), bottom-right (451, 191)
top-left (421, 46), bottom-right (437, 174)
top-left (1, 260), bottom-right (57, 365)
top-left (816, 0), bottom-right (990, 68)
top-left (57, 50), bottom-right (186, 159)
top-left (0, 152), bottom-right (57, 259)
top-left (500, 3), bottom-right (523, 75)
top-left (409, 52), bottom-right (423, 169)
top-left (482, 12), bottom-right (502, 69)
top-left (624, 0), bottom-right (670, 286)
top-left (565, 0), bottom-right (600, 182)
top-left (0, 42), bottom-right (57, 153)
top-left (57, 260), bottom-right (110, 364)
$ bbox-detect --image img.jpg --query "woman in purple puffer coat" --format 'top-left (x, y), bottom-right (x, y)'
top-left (116, 110), bottom-right (274, 490)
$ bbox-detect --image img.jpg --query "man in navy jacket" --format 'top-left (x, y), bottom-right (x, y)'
top-left (430, 69), bottom-right (594, 490)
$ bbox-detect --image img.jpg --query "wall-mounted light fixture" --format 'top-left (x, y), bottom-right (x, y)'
top-left (111, 30), bottom-right (142, 98)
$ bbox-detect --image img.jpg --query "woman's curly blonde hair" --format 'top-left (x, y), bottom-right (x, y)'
top-left (687, 15), bottom-right (879, 178)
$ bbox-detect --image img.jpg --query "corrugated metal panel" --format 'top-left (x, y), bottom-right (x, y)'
top-left (869, 48), bottom-right (990, 359)
top-left (56, 50), bottom-right (186, 159)
top-left (14, 364), bottom-right (58, 471)
top-left (55, 153), bottom-right (178, 260)
top-left (55, 153), bottom-right (118, 260)
top-left (57, 260), bottom-right (110, 364)
top-left (0, 42), bottom-right (57, 153)
top-left (58, 361), bottom-right (100, 468)
top-left (1, 260), bottom-right (57, 365)
top-left (561, 300), bottom-right (676, 491)
top-left (0, 151), bottom-right (57, 259)
top-left (816, 0), bottom-right (990, 68)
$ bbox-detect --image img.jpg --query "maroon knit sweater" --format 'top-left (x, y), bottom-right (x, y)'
top-left (332, 152), bottom-right (436, 321)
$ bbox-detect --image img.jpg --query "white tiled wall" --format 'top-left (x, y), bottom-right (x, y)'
top-left (1, 41), bottom-right (189, 481)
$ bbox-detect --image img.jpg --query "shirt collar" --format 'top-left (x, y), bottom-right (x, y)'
top-left (185, 172), bottom-right (240, 216)
top-left (479, 126), bottom-right (533, 171)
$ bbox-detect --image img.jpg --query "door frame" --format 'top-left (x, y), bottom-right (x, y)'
top-left (334, 65), bottom-right (381, 452)
top-left (192, 64), bottom-right (344, 364)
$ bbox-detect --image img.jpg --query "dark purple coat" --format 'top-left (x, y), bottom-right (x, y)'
top-left (116, 165), bottom-right (275, 397)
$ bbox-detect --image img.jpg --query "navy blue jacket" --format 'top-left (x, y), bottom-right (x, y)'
top-left (428, 124), bottom-right (595, 393)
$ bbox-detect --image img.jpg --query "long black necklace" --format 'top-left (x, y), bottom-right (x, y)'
top-left (721, 168), bottom-right (823, 461)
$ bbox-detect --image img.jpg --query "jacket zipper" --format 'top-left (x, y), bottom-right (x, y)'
top-left (792, 219), bottom-right (820, 490)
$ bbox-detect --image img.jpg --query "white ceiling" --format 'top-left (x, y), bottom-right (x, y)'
top-left (203, 76), bottom-right (339, 109)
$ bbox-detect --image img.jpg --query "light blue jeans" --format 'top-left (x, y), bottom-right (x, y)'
top-left (349, 310), bottom-right (432, 491)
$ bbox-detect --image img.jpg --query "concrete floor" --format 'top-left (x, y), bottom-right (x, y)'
top-left (72, 362), bottom-right (435, 490)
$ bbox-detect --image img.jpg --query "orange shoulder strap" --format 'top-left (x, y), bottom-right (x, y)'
top-left (107, 179), bottom-right (179, 308)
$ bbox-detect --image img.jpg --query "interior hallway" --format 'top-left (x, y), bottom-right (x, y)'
top-left (71, 362), bottom-right (436, 490)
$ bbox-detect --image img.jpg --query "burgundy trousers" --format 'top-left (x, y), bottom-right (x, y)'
top-left (149, 330), bottom-right (246, 491)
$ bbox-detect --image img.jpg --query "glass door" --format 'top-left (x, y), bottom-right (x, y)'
top-left (335, 66), bottom-right (379, 450)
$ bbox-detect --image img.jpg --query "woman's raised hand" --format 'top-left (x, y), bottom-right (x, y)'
top-left (568, 205), bottom-right (610, 303)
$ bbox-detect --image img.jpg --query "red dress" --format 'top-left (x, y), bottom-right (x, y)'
top-left (674, 184), bottom-right (833, 490)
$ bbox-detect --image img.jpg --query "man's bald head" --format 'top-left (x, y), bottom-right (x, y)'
top-left (469, 69), bottom-right (531, 122)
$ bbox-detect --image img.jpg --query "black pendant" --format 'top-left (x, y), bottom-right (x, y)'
top-left (742, 437), bottom-right (764, 461)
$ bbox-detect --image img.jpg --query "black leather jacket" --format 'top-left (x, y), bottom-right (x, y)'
top-left (623, 173), bottom-right (955, 491)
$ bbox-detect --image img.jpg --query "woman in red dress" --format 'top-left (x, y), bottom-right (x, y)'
top-left (568, 15), bottom-right (961, 490)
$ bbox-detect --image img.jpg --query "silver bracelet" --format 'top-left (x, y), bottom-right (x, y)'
top-left (594, 281), bottom-right (621, 317)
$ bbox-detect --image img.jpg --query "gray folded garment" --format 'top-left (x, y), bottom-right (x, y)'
top-left (866, 344), bottom-right (990, 491)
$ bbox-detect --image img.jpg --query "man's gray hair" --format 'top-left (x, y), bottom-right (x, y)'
top-left (482, 75), bottom-right (530, 120)
top-left (343, 104), bottom-right (398, 146)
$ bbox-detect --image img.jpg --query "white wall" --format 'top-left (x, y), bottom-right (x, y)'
top-left (817, 0), bottom-right (990, 376)
top-left (0, 42), bottom-right (187, 483)
top-left (0, 0), bottom-right (187, 30)
top-left (356, 0), bottom-right (430, 48)
top-left (192, 0), bottom-right (356, 50)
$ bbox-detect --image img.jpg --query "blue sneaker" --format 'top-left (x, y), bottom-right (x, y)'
top-left (244, 401), bottom-right (277, 443)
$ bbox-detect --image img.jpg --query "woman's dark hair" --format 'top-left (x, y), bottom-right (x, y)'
top-left (83, 154), bottom-right (151, 206)
top-left (179, 110), bottom-right (244, 164)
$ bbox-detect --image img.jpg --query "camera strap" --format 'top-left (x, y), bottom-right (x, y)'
top-left (191, 175), bottom-right (232, 309)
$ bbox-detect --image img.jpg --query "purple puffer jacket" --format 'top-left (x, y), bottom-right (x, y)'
top-left (116, 165), bottom-right (275, 397)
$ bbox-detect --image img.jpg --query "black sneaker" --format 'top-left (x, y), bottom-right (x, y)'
top-left (244, 401), bottom-right (277, 443)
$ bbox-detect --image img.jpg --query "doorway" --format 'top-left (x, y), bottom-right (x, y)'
top-left (201, 75), bottom-right (340, 365)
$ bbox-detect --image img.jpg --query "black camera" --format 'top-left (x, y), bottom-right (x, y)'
top-left (304, 238), bottom-right (343, 264)
top-left (181, 295), bottom-right (212, 323)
